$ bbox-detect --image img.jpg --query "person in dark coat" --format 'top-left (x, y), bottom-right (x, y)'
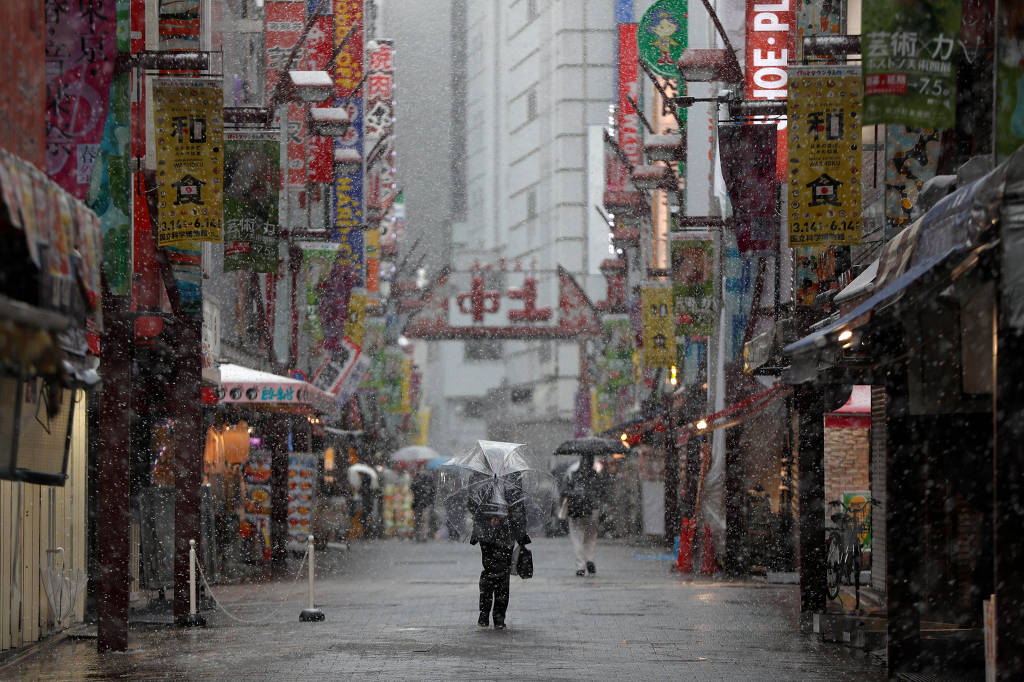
top-left (563, 454), bottom-right (604, 576)
top-left (466, 472), bottom-right (530, 630)
top-left (410, 465), bottom-right (436, 541)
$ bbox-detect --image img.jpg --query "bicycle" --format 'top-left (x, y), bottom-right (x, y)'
top-left (825, 498), bottom-right (870, 604)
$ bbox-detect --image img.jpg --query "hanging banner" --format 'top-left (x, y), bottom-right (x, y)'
top-left (719, 123), bottom-right (778, 255)
top-left (45, 0), bottom-right (118, 200)
top-left (641, 285), bottom-right (675, 367)
top-left (224, 131), bottom-right (280, 273)
top-left (744, 0), bottom-right (794, 180)
top-left (787, 65), bottom-right (862, 247)
top-left (862, 0), bottom-right (962, 129)
top-left (333, 0), bottom-right (365, 286)
top-left (153, 79), bottom-right (224, 245)
top-left (637, 0), bottom-right (687, 80)
top-left (306, 15), bottom-right (335, 185)
top-left (884, 126), bottom-right (941, 240)
top-left (311, 335), bottom-right (362, 395)
top-left (265, 1), bottom-right (305, 102)
top-left (618, 24), bottom-right (642, 170)
top-left (345, 289), bottom-right (366, 345)
top-left (158, 0), bottom-right (200, 51)
top-left (671, 237), bottom-right (714, 337)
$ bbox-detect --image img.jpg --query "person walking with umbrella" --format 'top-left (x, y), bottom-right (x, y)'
top-left (554, 437), bottom-right (622, 576)
top-left (438, 441), bottom-right (548, 630)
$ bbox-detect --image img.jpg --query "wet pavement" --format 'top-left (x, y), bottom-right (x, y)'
top-left (3, 537), bottom-right (887, 681)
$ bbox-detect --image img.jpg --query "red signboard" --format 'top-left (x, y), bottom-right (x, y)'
top-left (1, 0), bottom-right (46, 168)
top-left (265, 1), bottom-right (304, 102)
top-left (334, 0), bottom-right (364, 98)
top-left (618, 24), bottom-right (642, 169)
top-left (744, 0), bottom-right (793, 180)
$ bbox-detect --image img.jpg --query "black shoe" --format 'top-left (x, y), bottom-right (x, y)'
top-left (493, 620), bottom-right (506, 630)
top-left (478, 612), bottom-right (489, 627)
top-left (575, 569), bottom-right (585, 577)
top-left (586, 561), bottom-right (596, 575)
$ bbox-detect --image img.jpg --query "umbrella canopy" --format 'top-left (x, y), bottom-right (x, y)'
top-left (347, 462), bottom-right (379, 490)
top-left (436, 440), bottom-right (556, 542)
top-left (553, 436), bottom-right (627, 457)
top-left (391, 445), bottom-right (441, 462)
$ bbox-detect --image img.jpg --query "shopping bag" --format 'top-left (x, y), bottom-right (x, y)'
top-left (557, 498), bottom-right (569, 521)
top-left (515, 546), bottom-right (533, 579)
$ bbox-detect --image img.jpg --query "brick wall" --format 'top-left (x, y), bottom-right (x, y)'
top-left (824, 426), bottom-right (870, 507)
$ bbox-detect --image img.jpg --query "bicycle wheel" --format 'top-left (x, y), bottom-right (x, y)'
top-left (825, 530), bottom-right (841, 600)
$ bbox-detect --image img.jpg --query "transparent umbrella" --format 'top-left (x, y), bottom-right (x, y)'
top-left (435, 440), bottom-right (556, 542)
top-left (39, 548), bottom-right (87, 629)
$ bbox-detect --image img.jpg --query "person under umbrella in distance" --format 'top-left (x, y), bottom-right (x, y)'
top-left (563, 454), bottom-right (605, 576)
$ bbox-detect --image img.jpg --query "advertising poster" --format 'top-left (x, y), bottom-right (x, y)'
top-left (795, 0), bottom-right (842, 61)
top-left (45, 0), bottom-right (118, 200)
top-left (671, 237), bottom-right (714, 336)
top-left (265, 1), bottom-right (304, 101)
top-left (884, 126), bottom-right (942, 240)
top-left (287, 453), bottom-right (318, 551)
top-left (996, 3), bottom-right (1024, 160)
top-left (591, 315), bottom-right (636, 434)
top-left (311, 335), bottom-right (362, 395)
top-left (153, 79), bottom-right (224, 245)
top-left (637, 0), bottom-right (687, 80)
top-left (787, 65), bottom-right (862, 247)
top-left (745, 0), bottom-right (793, 179)
top-left (862, 0), bottom-right (962, 129)
top-left (719, 123), bottom-right (777, 255)
top-left (223, 131), bottom-right (280, 273)
top-left (618, 24), bottom-right (642, 170)
top-left (641, 285), bottom-right (675, 368)
top-left (243, 451), bottom-right (273, 561)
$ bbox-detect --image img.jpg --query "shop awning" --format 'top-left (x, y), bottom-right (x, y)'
top-left (210, 363), bottom-right (336, 414)
top-left (783, 148), bottom-right (1022, 383)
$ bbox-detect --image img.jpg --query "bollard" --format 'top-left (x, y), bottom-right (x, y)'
top-left (299, 534), bottom-right (325, 622)
top-left (181, 539), bottom-right (206, 627)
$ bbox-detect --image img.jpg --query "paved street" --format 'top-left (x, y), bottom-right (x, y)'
top-left (5, 537), bottom-right (886, 681)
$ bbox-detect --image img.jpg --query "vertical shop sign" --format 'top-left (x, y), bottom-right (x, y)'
top-left (637, 0), bottom-right (687, 79)
top-left (641, 285), bottom-right (676, 367)
top-left (45, 0), bottom-right (118, 200)
top-left (223, 131), bottom-right (281, 273)
top-left (787, 65), bottom-right (862, 247)
top-left (996, 3), bottom-right (1024, 160)
top-left (862, 0), bottom-right (962, 129)
top-left (618, 24), bottom-right (642, 170)
top-left (153, 79), bottom-right (224, 245)
top-left (745, 0), bottom-right (793, 180)
top-left (719, 123), bottom-right (778, 255)
top-left (265, 1), bottom-right (305, 100)
top-left (884, 126), bottom-right (941, 240)
top-left (286, 453), bottom-right (318, 551)
top-left (306, 15), bottom-right (335, 185)
top-left (671, 237), bottom-right (715, 336)
top-left (365, 39), bottom-right (394, 305)
top-left (157, 0), bottom-right (200, 51)
top-left (333, 0), bottom-right (365, 286)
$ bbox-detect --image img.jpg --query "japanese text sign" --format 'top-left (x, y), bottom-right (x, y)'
top-left (862, 0), bottom-right (962, 128)
top-left (641, 285), bottom-right (676, 368)
top-left (745, 0), bottom-right (793, 180)
top-left (787, 65), bottom-right (863, 247)
top-left (154, 79), bottom-right (224, 245)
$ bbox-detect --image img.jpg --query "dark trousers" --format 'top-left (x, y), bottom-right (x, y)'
top-left (478, 542), bottom-right (513, 622)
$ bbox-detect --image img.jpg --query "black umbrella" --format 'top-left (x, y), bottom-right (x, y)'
top-left (553, 436), bottom-right (627, 457)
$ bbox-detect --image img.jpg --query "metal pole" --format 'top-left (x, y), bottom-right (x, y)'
top-left (300, 534), bottom-right (325, 621)
top-left (172, 315), bottom-right (203, 625)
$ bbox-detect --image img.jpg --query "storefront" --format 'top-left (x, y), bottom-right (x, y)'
top-left (0, 149), bottom-right (102, 652)
top-left (782, 147), bottom-right (1024, 676)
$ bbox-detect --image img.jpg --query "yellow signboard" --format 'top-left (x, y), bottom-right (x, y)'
top-left (787, 65), bottom-right (862, 247)
top-left (154, 79), bottom-right (224, 246)
top-left (345, 290), bottom-right (366, 346)
top-left (641, 285), bottom-right (676, 368)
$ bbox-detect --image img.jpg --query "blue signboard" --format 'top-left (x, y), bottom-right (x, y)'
top-left (333, 96), bottom-right (365, 286)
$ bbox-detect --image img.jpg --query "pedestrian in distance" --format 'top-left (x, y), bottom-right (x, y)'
top-left (466, 471), bottom-right (531, 630)
top-left (410, 463), bottom-right (436, 541)
top-left (563, 454), bottom-right (602, 576)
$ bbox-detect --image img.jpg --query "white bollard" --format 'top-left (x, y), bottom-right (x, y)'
top-left (182, 539), bottom-right (206, 627)
top-left (299, 534), bottom-right (325, 622)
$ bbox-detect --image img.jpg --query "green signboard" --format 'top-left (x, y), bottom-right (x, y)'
top-left (223, 132), bottom-right (280, 273)
top-left (862, 0), bottom-right (962, 129)
top-left (638, 0), bottom-right (688, 80)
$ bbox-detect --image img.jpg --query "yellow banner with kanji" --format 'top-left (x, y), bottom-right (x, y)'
top-left (787, 65), bottom-right (862, 247)
top-left (641, 285), bottom-right (676, 368)
top-left (154, 79), bottom-right (224, 245)
top-left (400, 357), bottom-right (413, 413)
top-left (345, 290), bottom-right (366, 346)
